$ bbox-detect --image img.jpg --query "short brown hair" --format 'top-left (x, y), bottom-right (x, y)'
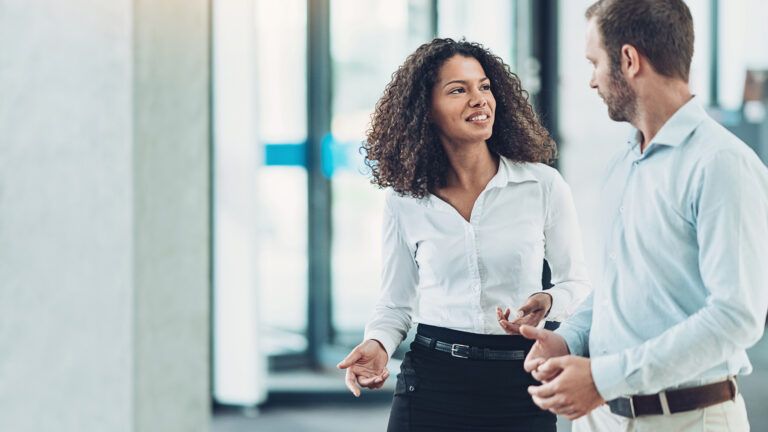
top-left (363, 38), bottom-right (555, 199)
top-left (586, 0), bottom-right (694, 81)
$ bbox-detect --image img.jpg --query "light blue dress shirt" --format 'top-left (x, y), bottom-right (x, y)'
top-left (557, 98), bottom-right (768, 401)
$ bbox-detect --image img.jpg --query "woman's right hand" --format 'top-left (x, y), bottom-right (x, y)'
top-left (337, 339), bottom-right (390, 397)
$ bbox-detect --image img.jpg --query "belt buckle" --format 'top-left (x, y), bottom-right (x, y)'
top-left (450, 343), bottom-right (470, 359)
top-left (728, 376), bottom-right (739, 399)
top-left (609, 396), bottom-right (636, 418)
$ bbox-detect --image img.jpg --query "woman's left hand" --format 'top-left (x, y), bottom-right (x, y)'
top-left (497, 293), bottom-right (552, 335)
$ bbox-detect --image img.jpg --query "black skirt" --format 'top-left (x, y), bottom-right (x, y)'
top-left (387, 324), bottom-right (556, 432)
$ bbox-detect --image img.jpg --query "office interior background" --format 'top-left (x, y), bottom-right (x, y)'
top-left (1, 0), bottom-right (767, 431)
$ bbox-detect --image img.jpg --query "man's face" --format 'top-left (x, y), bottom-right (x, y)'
top-left (585, 18), bottom-right (637, 122)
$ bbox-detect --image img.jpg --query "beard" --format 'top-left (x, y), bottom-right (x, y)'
top-left (602, 67), bottom-right (637, 122)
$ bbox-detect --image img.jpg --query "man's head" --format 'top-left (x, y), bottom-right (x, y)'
top-left (585, 0), bottom-right (694, 122)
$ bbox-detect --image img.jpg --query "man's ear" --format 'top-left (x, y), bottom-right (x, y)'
top-left (621, 44), bottom-right (641, 79)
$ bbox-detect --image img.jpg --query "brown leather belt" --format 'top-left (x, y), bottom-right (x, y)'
top-left (607, 377), bottom-right (739, 418)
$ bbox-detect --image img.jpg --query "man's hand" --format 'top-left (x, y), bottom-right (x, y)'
top-left (496, 293), bottom-right (552, 335)
top-left (527, 355), bottom-right (605, 420)
top-left (518, 324), bottom-right (570, 381)
top-left (337, 339), bottom-right (390, 397)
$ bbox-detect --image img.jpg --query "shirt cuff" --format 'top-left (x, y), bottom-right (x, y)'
top-left (591, 353), bottom-right (634, 401)
top-left (554, 325), bottom-right (586, 357)
top-left (363, 328), bottom-right (402, 358)
top-left (541, 287), bottom-right (568, 320)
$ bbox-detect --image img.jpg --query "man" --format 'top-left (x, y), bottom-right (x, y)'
top-left (504, 0), bottom-right (768, 430)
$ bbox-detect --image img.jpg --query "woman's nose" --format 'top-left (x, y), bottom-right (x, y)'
top-left (469, 91), bottom-right (487, 107)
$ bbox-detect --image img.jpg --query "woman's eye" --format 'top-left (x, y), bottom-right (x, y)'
top-left (449, 88), bottom-right (465, 94)
top-left (481, 84), bottom-right (491, 91)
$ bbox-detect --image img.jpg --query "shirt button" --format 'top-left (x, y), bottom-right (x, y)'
top-left (619, 206), bottom-right (624, 213)
top-left (633, 161), bottom-right (639, 166)
top-left (408, 385), bottom-right (415, 392)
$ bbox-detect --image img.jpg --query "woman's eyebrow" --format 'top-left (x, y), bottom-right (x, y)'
top-left (442, 77), bottom-right (489, 88)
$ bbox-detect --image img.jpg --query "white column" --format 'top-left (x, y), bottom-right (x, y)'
top-left (133, 0), bottom-right (211, 430)
top-left (0, 0), bottom-right (210, 430)
top-left (211, 0), bottom-right (267, 406)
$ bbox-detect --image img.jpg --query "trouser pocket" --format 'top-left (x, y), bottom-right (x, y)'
top-left (387, 352), bottom-right (419, 432)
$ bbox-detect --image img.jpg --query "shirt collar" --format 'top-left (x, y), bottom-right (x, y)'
top-left (626, 96), bottom-right (707, 151)
top-left (493, 156), bottom-right (538, 187)
top-left (423, 156), bottom-right (538, 208)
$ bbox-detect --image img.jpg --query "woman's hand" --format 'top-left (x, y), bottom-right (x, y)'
top-left (497, 293), bottom-right (552, 335)
top-left (337, 339), bottom-right (390, 397)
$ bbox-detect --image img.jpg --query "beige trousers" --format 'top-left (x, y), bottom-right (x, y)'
top-left (572, 394), bottom-right (749, 432)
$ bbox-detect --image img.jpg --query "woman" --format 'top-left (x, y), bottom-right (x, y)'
top-left (337, 38), bottom-right (590, 431)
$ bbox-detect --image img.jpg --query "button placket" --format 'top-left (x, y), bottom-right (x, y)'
top-left (609, 158), bottom-right (637, 266)
top-left (466, 220), bottom-right (485, 329)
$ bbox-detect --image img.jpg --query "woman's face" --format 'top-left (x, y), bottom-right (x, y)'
top-left (430, 54), bottom-right (496, 147)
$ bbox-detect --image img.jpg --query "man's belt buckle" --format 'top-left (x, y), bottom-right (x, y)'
top-left (609, 396), bottom-right (636, 418)
top-left (450, 343), bottom-right (470, 359)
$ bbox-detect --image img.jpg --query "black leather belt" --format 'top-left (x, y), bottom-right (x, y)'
top-left (414, 334), bottom-right (526, 360)
top-left (608, 377), bottom-right (739, 418)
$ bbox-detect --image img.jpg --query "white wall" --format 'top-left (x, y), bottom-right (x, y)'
top-left (557, 0), bottom-right (630, 283)
top-left (0, 0), bottom-right (210, 430)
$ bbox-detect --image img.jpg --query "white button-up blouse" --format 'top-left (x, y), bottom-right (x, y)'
top-left (364, 157), bottom-right (592, 356)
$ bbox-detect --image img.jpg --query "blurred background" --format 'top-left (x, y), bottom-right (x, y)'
top-left (1, 0), bottom-right (766, 431)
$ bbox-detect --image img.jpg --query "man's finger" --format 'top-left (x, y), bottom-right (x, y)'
top-left (542, 399), bottom-right (571, 414)
top-left (345, 368), bottom-right (361, 397)
top-left (559, 408), bottom-right (581, 419)
top-left (524, 355), bottom-right (545, 373)
top-left (531, 365), bottom-right (561, 382)
top-left (528, 382), bottom-right (557, 399)
top-left (337, 349), bottom-right (361, 369)
top-left (530, 392), bottom-right (562, 410)
top-left (539, 356), bottom-right (569, 372)
top-left (530, 393), bottom-right (545, 409)
top-left (540, 399), bottom-right (568, 412)
top-left (565, 410), bottom-right (588, 421)
top-left (519, 324), bottom-right (548, 341)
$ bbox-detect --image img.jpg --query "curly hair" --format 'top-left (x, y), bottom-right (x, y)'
top-left (363, 38), bottom-right (556, 199)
